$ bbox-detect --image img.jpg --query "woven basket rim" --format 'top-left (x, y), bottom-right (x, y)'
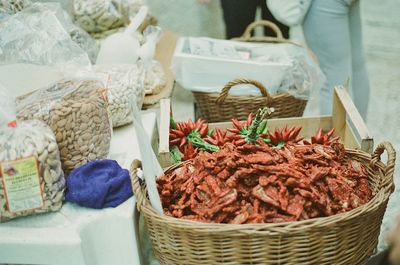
top-left (192, 91), bottom-right (306, 99)
top-left (131, 144), bottom-right (396, 233)
top-left (138, 193), bottom-right (387, 233)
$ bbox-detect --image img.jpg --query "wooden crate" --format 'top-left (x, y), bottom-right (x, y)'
top-left (157, 86), bottom-right (373, 168)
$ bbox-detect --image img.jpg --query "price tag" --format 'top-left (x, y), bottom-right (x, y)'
top-left (0, 156), bottom-right (44, 213)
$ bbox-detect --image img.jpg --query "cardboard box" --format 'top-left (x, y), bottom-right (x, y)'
top-left (157, 86), bottom-right (374, 168)
top-left (143, 30), bottom-right (179, 107)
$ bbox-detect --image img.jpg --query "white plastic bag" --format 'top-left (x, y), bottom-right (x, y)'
top-left (93, 64), bottom-right (146, 127)
top-left (0, 88), bottom-right (65, 222)
top-left (0, 3), bottom-right (91, 70)
top-left (95, 6), bottom-right (148, 64)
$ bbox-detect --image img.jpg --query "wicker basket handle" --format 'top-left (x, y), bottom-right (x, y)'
top-left (130, 159), bottom-right (147, 212)
top-left (216, 79), bottom-right (272, 104)
top-left (233, 20), bottom-right (319, 64)
top-left (241, 20), bottom-right (284, 40)
top-left (370, 142), bottom-right (396, 190)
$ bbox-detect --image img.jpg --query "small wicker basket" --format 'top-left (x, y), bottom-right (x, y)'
top-left (193, 78), bottom-right (308, 123)
top-left (131, 142), bottom-right (396, 265)
top-left (193, 20), bottom-right (314, 123)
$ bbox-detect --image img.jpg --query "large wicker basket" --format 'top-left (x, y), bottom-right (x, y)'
top-left (193, 20), bottom-right (312, 123)
top-left (131, 142), bottom-right (396, 265)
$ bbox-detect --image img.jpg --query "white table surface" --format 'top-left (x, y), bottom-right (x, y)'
top-left (0, 111), bottom-right (157, 265)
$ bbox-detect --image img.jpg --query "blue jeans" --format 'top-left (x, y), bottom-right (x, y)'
top-left (303, 0), bottom-right (370, 119)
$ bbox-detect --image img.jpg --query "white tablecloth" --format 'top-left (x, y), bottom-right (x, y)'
top-left (0, 111), bottom-right (157, 265)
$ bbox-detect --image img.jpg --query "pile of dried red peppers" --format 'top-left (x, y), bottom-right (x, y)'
top-left (158, 108), bottom-right (373, 224)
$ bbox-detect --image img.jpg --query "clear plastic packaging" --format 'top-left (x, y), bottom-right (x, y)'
top-left (0, 0), bottom-right (31, 15)
top-left (172, 37), bottom-right (325, 100)
top-left (0, 89), bottom-right (65, 222)
top-left (44, 2), bottom-right (100, 64)
top-left (143, 60), bottom-right (166, 95)
top-left (0, 3), bottom-right (91, 70)
top-left (93, 64), bottom-right (146, 128)
top-left (277, 43), bottom-right (325, 100)
top-left (73, 0), bottom-right (127, 34)
top-left (72, 0), bottom-right (148, 40)
top-left (15, 78), bottom-right (112, 175)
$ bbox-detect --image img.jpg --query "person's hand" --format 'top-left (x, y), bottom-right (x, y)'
top-left (387, 216), bottom-right (400, 265)
top-left (197, 0), bottom-right (210, 4)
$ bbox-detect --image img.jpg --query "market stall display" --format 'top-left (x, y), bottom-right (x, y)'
top-left (132, 139), bottom-right (395, 264)
top-left (93, 64), bottom-right (146, 127)
top-left (2, 0), bottom-right (396, 264)
top-left (16, 79), bottom-right (112, 175)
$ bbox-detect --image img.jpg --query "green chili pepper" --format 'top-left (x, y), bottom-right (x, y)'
top-left (263, 138), bottom-right (271, 144)
top-left (170, 117), bottom-right (178, 130)
top-left (170, 146), bottom-right (182, 163)
top-left (256, 119), bottom-right (268, 135)
top-left (187, 130), bottom-right (219, 152)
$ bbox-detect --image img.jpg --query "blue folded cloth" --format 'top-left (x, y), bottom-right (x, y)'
top-left (66, 160), bottom-right (133, 209)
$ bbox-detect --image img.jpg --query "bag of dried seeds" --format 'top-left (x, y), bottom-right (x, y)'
top-left (0, 89), bottom-right (65, 222)
top-left (143, 60), bottom-right (166, 95)
top-left (73, 0), bottom-right (128, 34)
top-left (15, 78), bottom-right (113, 175)
top-left (93, 63), bottom-right (146, 128)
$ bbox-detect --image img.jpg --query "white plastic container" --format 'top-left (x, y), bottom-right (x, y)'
top-left (171, 37), bottom-right (292, 96)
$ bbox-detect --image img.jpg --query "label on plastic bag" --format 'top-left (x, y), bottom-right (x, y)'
top-left (0, 156), bottom-right (44, 213)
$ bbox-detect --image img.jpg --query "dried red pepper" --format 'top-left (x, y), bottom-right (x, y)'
top-left (158, 140), bottom-right (373, 224)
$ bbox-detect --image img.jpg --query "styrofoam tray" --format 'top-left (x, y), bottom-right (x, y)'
top-left (171, 37), bottom-right (292, 96)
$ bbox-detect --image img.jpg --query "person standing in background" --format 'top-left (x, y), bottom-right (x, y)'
top-left (302, 0), bottom-right (370, 119)
top-left (198, 0), bottom-right (290, 39)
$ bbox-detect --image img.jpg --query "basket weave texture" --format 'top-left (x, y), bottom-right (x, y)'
top-left (130, 142), bottom-right (396, 265)
top-left (193, 79), bottom-right (307, 123)
top-left (193, 20), bottom-right (313, 123)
